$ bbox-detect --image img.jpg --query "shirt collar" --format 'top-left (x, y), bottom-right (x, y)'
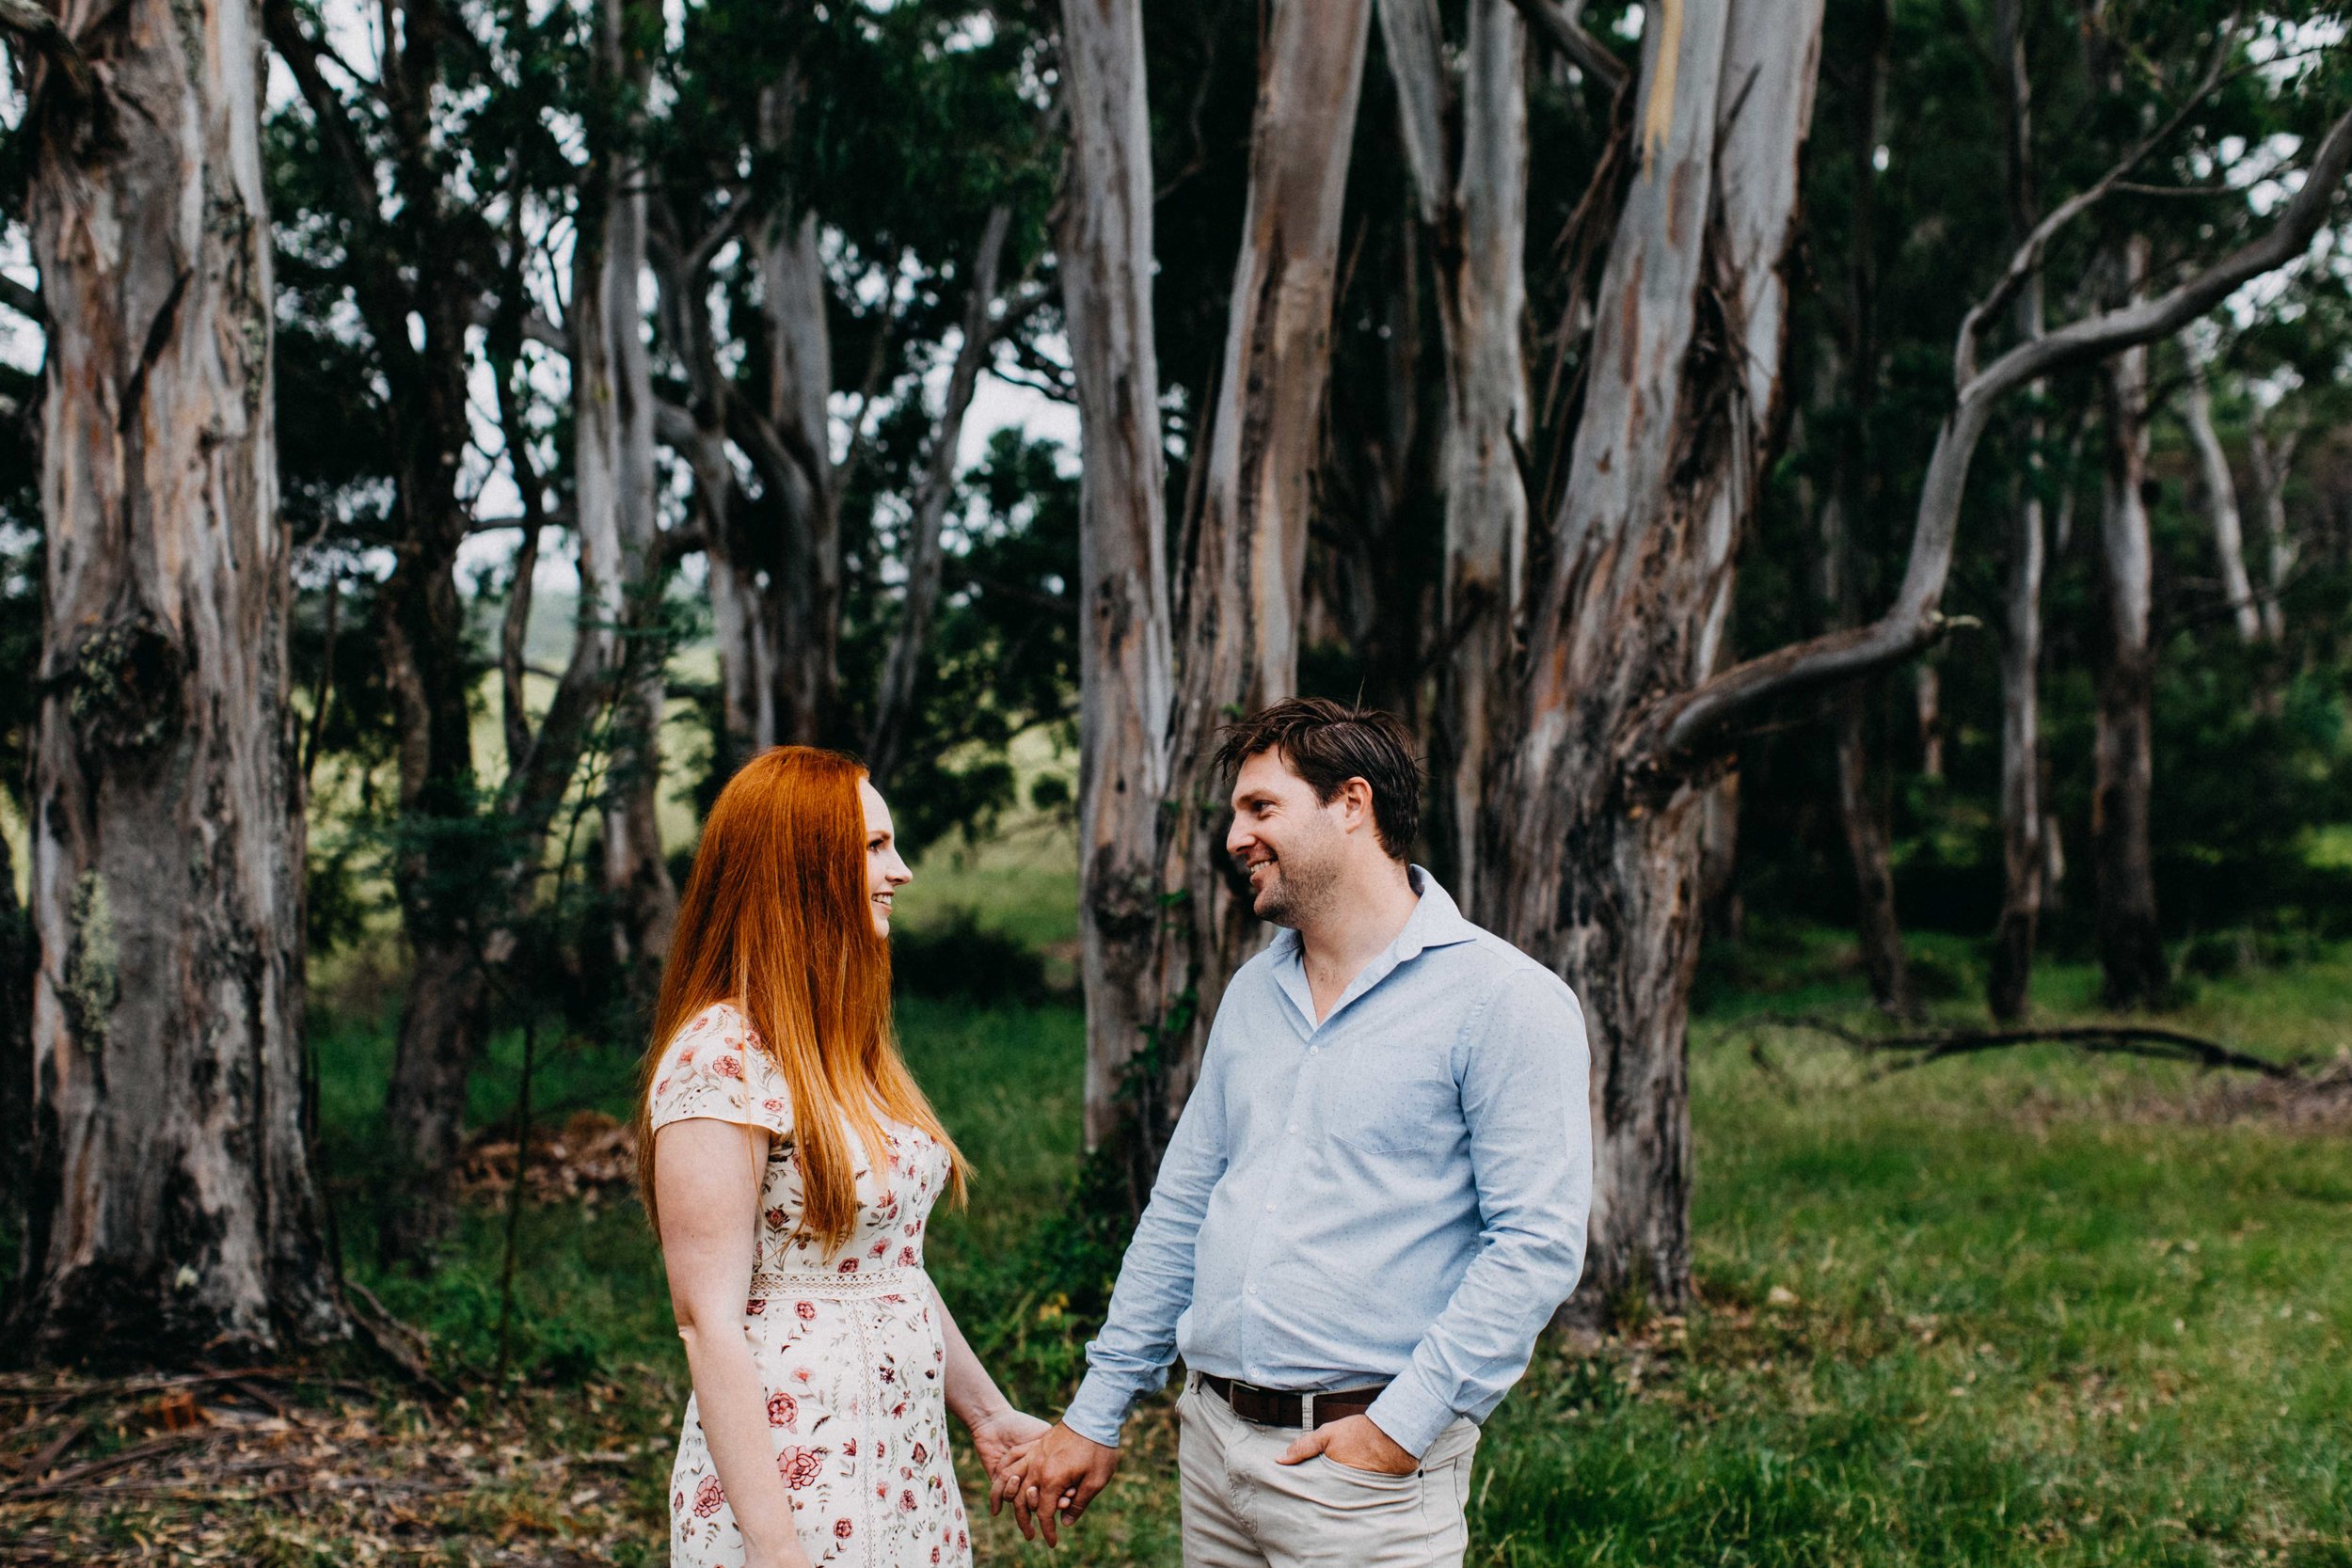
top-left (1267, 864), bottom-right (1477, 1030)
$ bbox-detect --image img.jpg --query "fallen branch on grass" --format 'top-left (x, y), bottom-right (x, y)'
top-left (1776, 1016), bottom-right (2306, 1081)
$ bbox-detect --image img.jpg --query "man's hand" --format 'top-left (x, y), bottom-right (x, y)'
top-left (989, 1421), bottom-right (1120, 1546)
top-left (963, 1406), bottom-right (1051, 1492)
top-left (1276, 1413), bottom-right (1418, 1476)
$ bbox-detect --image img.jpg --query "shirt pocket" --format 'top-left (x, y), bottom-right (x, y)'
top-left (1327, 1055), bottom-right (1459, 1155)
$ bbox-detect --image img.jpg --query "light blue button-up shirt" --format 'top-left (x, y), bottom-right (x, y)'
top-left (1061, 867), bottom-right (1592, 1458)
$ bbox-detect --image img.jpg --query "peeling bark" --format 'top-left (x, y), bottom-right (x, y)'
top-left (1385, 0), bottom-right (1531, 912)
top-left (2247, 418), bottom-right (2298, 642)
top-left (14, 0), bottom-right (350, 1359)
top-left (1058, 0), bottom-right (1176, 1164)
top-left (1482, 0), bottom-right (1824, 1322)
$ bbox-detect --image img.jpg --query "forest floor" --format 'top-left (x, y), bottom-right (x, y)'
top-left (4, 911), bottom-right (2349, 1565)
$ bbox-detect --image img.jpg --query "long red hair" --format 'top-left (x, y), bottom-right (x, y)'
top-left (634, 746), bottom-right (966, 1253)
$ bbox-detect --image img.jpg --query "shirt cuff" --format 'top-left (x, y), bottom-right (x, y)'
top-left (1060, 1369), bottom-right (1140, 1449)
top-left (1363, 1370), bottom-right (1457, 1460)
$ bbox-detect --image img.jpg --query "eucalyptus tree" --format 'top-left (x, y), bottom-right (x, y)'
top-left (0, 0), bottom-right (350, 1357)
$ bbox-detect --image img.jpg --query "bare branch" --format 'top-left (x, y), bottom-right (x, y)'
top-left (1775, 1015), bottom-right (2303, 1081)
top-left (1645, 107), bottom-right (2352, 763)
top-left (1955, 26), bottom-right (2236, 384)
top-left (0, 274), bottom-right (42, 325)
top-left (1505, 0), bottom-right (1627, 90)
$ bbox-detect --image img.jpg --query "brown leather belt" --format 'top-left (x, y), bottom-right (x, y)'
top-left (1198, 1372), bottom-right (1389, 1430)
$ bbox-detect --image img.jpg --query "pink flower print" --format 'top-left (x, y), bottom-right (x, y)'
top-left (767, 1391), bottom-right (798, 1429)
top-left (691, 1475), bottom-right (724, 1518)
top-left (957, 1528), bottom-right (969, 1550)
top-left (654, 1077), bottom-right (670, 1099)
top-left (838, 1259), bottom-right (859, 1274)
top-left (712, 1053), bottom-right (743, 1080)
top-left (878, 1364), bottom-right (897, 1385)
top-left (793, 1368), bottom-right (812, 1384)
top-left (873, 1438), bottom-right (885, 1462)
top-left (761, 1097), bottom-right (787, 1116)
top-left (869, 1239), bottom-right (889, 1258)
top-left (765, 1207), bottom-right (787, 1229)
top-left (899, 1489), bottom-right (918, 1513)
top-left (842, 1437), bottom-right (857, 1457)
top-left (795, 1301), bottom-right (817, 1321)
top-left (776, 1446), bottom-right (825, 1490)
top-left (898, 1246), bottom-right (918, 1267)
top-left (932, 1549), bottom-right (942, 1565)
top-left (834, 1518), bottom-right (854, 1540)
top-left (676, 1046), bottom-right (696, 1066)
top-left (911, 1442), bottom-right (929, 1466)
top-left (745, 1298), bottom-right (765, 1316)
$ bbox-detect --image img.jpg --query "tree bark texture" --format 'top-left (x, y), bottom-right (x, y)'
top-left (1383, 0), bottom-right (1531, 913)
top-left (14, 0), bottom-right (349, 1358)
top-left (2247, 419), bottom-right (2297, 642)
top-left (1057, 0), bottom-right (1178, 1162)
top-left (2092, 236), bottom-right (2168, 1009)
top-left (1480, 0), bottom-right (1824, 1323)
top-left (2179, 345), bottom-right (2262, 642)
top-left (577, 0), bottom-right (677, 992)
top-left (1139, 0), bottom-right (1373, 1175)
top-left (1986, 0), bottom-right (2042, 1023)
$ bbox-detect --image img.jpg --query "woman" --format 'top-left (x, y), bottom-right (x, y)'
top-left (635, 747), bottom-right (1044, 1568)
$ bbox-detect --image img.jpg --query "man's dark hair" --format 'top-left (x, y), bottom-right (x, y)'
top-left (1213, 698), bottom-right (1422, 861)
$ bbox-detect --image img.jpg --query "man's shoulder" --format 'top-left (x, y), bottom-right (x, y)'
top-left (1445, 927), bottom-right (1583, 1019)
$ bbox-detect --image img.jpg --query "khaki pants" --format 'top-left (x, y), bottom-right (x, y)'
top-left (1174, 1372), bottom-right (1481, 1568)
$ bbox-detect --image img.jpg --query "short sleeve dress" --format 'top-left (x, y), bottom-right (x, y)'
top-left (649, 1002), bottom-right (971, 1568)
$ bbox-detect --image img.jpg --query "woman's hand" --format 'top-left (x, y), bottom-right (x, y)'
top-left (966, 1406), bottom-right (1053, 1488)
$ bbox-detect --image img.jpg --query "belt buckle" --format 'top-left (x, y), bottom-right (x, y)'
top-left (1298, 1390), bottom-right (1315, 1429)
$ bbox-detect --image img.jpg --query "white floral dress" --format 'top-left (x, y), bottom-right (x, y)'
top-left (650, 1002), bottom-right (971, 1568)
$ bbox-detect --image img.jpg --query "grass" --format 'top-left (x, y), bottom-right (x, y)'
top-left (280, 914), bottom-right (2352, 1566)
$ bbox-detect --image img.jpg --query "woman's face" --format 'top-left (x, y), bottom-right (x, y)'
top-left (860, 779), bottom-right (913, 937)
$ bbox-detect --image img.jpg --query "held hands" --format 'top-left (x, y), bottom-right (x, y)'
top-left (1275, 1413), bottom-right (1418, 1476)
top-left (965, 1405), bottom-right (1052, 1491)
top-left (988, 1421), bottom-right (1120, 1546)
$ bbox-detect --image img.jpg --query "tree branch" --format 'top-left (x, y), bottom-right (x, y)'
top-left (1645, 106), bottom-right (2352, 765)
top-left (1505, 0), bottom-right (1628, 91)
top-left (0, 0), bottom-right (97, 110)
top-left (1955, 24), bottom-right (2236, 385)
top-left (0, 274), bottom-right (42, 326)
top-left (1777, 1015), bottom-right (2302, 1081)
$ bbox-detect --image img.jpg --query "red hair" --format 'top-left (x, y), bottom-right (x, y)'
top-left (634, 746), bottom-right (966, 1253)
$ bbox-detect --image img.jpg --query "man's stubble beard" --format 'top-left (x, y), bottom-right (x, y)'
top-left (1251, 836), bottom-right (1343, 930)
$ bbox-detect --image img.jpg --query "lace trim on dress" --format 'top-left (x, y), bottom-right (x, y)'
top-left (749, 1264), bottom-right (928, 1301)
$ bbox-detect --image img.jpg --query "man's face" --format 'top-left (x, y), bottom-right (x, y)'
top-left (1226, 750), bottom-right (1345, 927)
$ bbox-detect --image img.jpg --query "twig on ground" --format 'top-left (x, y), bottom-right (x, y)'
top-left (1775, 1016), bottom-right (2306, 1081)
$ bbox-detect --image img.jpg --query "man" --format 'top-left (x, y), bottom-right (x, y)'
top-left (996, 698), bottom-right (1591, 1565)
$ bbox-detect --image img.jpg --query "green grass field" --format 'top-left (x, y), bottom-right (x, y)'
top-left (294, 876), bottom-right (2352, 1567)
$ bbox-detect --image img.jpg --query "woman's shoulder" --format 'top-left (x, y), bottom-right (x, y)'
top-left (647, 1000), bottom-right (793, 1135)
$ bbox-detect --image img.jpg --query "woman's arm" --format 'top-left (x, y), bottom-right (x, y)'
top-left (657, 1118), bottom-right (811, 1568)
top-left (931, 1281), bottom-right (1047, 1481)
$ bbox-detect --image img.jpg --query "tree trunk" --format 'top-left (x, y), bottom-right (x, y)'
top-left (2179, 345), bottom-right (2262, 642)
top-left (577, 0), bottom-right (677, 994)
top-left (2247, 420), bottom-right (2297, 642)
top-left (1385, 0), bottom-right (1530, 914)
top-left (868, 205), bottom-right (1012, 786)
top-left (1482, 0), bottom-right (1824, 1323)
top-left (1986, 0), bottom-right (2043, 1023)
top-left (0, 831), bottom-right (31, 1233)
top-left (1988, 466), bottom-right (2047, 1022)
top-left (1057, 0), bottom-right (1177, 1166)
top-left (1138, 0), bottom-right (1373, 1171)
top-left (760, 208), bottom-right (841, 750)
top-left (2092, 236), bottom-right (2168, 1009)
top-left (13, 0), bottom-right (350, 1358)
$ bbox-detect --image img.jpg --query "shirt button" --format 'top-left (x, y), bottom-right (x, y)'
top-left (1286, 1122), bottom-right (1299, 1134)
top-left (1247, 1285), bottom-right (1258, 1296)
top-left (1264, 1201), bottom-right (1276, 1212)
top-left (1309, 1046), bottom-right (1321, 1057)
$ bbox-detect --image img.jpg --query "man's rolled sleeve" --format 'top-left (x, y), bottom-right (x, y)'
top-left (1060, 1029), bottom-right (1232, 1448)
top-left (1365, 968), bottom-right (1592, 1457)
